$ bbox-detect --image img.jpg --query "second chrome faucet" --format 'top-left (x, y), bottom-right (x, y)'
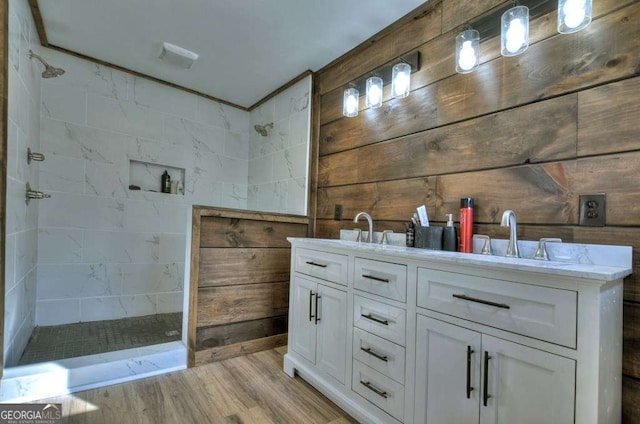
top-left (353, 211), bottom-right (374, 243)
top-left (500, 210), bottom-right (520, 258)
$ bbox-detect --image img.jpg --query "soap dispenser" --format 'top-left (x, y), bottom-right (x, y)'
top-left (443, 213), bottom-right (458, 252)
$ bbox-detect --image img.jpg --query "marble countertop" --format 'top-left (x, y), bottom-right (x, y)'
top-left (287, 237), bottom-right (633, 282)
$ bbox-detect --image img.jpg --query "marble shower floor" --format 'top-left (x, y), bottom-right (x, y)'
top-left (18, 313), bottom-right (182, 366)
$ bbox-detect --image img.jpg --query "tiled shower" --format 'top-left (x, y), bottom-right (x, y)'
top-left (5, 0), bottom-right (310, 371)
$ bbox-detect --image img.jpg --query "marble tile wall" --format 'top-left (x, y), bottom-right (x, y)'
top-left (34, 48), bottom-right (250, 327)
top-left (247, 76), bottom-right (311, 215)
top-left (4, 0), bottom-right (42, 366)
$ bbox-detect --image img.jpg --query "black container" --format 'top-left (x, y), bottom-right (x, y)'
top-left (415, 226), bottom-right (443, 250)
top-left (443, 213), bottom-right (458, 252)
top-left (161, 170), bottom-right (171, 193)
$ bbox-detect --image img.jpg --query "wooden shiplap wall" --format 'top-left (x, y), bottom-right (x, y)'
top-left (188, 207), bottom-right (308, 367)
top-left (312, 0), bottom-right (640, 421)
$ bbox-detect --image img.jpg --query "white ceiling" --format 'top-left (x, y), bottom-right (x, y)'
top-left (38, 0), bottom-right (428, 108)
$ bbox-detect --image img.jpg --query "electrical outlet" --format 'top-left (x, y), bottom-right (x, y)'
top-left (334, 204), bottom-right (343, 221)
top-left (579, 194), bottom-right (606, 227)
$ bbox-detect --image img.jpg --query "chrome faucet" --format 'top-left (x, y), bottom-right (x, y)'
top-left (500, 210), bottom-right (520, 258)
top-left (353, 212), bottom-right (374, 243)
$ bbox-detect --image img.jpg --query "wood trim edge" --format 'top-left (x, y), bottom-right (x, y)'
top-left (194, 206), bottom-right (309, 224)
top-left (27, 0), bottom-right (48, 47)
top-left (47, 44), bottom-right (249, 111)
top-left (248, 70), bottom-right (313, 111)
top-left (187, 207), bottom-right (202, 368)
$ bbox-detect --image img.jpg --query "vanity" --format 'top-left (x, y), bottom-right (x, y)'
top-left (283, 237), bottom-right (632, 424)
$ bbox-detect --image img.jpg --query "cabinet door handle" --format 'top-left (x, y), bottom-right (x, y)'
top-left (452, 294), bottom-right (510, 309)
top-left (361, 313), bottom-right (389, 326)
top-left (308, 291), bottom-right (315, 322)
top-left (362, 274), bottom-right (390, 283)
top-left (483, 351), bottom-right (491, 407)
top-left (361, 347), bottom-right (389, 362)
top-left (305, 261), bottom-right (327, 268)
top-left (315, 294), bottom-right (321, 325)
top-left (360, 381), bottom-right (388, 399)
top-left (466, 346), bottom-right (475, 399)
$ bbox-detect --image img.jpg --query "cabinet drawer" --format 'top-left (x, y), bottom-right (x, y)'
top-left (354, 258), bottom-right (407, 302)
top-left (352, 360), bottom-right (405, 421)
top-left (353, 328), bottom-right (405, 384)
top-left (294, 248), bottom-right (348, 286)
top-left (354, 295), bottom-right (406, 346)
top-left (417, 268), bottom-right (577, 348)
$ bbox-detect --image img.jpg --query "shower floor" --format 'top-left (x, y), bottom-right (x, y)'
top-left (18, 312), bottom-right (182, 366)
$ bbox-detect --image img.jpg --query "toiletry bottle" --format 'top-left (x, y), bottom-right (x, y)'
top-left (406, 222), bottom-right (415, 247)
top-left (443, 213), bottom-right (458, 252)
top-left (162, 170), bottom-right (171, 193)
top-left (459, 197), bottom-right (474, 253)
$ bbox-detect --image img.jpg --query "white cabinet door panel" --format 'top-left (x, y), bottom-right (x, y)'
top-left (480, 335), bottom-right (575, 424)
top-left (317, 284), bottom-right (347, 384)
top-left (415, 315), bottom-right (481, 424)
top-left (290, 276), bottom-right (316, 364)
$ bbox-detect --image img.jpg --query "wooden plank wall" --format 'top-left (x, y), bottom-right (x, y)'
top-left (312, 0), bottom-right (640, 420)
top-left (188, 207), bottom-right (308, 367)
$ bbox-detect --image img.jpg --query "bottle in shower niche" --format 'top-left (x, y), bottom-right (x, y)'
top-left (161, 170), bottom-right (171, 193)
top-left (459, 197), bottom-right (474, 253)
top-left (443, 213), bottom-right (458, 252)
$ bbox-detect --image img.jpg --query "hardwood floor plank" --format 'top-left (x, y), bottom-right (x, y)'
top-left (39, 348), bottom-right (355, 424)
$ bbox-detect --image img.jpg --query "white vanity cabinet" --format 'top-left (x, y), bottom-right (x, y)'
top-left (284, 238), bottom-right (631, 424)
top-left (415, 315), bottom-right (575, 424)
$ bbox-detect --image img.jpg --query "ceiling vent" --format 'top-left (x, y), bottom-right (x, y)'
top-left (159, 42), bottom-right (199, 69)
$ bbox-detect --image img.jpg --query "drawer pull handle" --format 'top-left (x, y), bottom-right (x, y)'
top-left (483, 351), bottom-right (491, 407)
top-left (315, 294), bottom-right (321, 324)
top-left (308, 291), bottom-right (315, 322)
top-left (361, 347), bottom-right (389, 362)
top-left (466, 346), bottom-right (475, 399)
top-left (305, 261), bottom-right (327, 268)
top-left (360, 381), bottom-right (388, 398)
top-left (361, 313), bottom-right (389, 326)
top-left (362, 274), bottom-right (390, 283)
top-left (452, 294), bottom-right (510, 309)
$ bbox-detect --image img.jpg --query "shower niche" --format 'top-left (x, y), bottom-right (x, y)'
top-left (129, 159), bottom-right (186, 195)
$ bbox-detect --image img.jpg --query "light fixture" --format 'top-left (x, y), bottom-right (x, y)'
top-left (366, 76), bottom-right (384, 109)
top-left (558, 0), bottom-right (592, 33)
top-left (501, 5), bottom-right (529, 56)
top-left (340, 51), bottom-right (420, 118)
top-left (456, 29), bottom-right (480, 74)
top-left (391, 63), bottom-right (412, 98)
top-left (343, 85), bottom-right (359, 118)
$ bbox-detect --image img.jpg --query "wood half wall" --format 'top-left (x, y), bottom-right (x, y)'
top-left (312, 0), bottom-right (640, 420)
top-left (188, 207), bottom-right (308, 367)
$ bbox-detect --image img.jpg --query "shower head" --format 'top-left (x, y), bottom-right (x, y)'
top-left (29, 50), bottom-right (65, 78)
top-left (254, 122), bottom-right (273, 137)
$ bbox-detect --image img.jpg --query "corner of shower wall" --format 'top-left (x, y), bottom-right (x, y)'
top-left (247, 75), bottom-right (311, 216)
top-left (4, 0), bottom-right (42, 367)
top-left (31, 47), bottom-right (251, 329)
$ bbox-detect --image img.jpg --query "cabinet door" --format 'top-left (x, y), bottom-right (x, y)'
top-left (480, 335), bottom-right (575, 424)
top-left (415, 315), bottom-right (481, 424)
top-left (290, 276), bottom-right (317, 364)
top-left (316, 284), bottom-right (347, 384)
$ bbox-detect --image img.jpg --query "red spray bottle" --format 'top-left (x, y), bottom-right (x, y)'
top-left (459, 197), bottom-right (474, 253)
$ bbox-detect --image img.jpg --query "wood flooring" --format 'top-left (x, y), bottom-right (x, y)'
top-left (40, 346), bottom-right (357, 424)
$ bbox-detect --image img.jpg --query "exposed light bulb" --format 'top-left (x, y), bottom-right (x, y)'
top-left (346, 95), bottom-right (357, 111)
top-left (392, 63), bottom-right (411, 98)
top-left (563, 0), bottom-right (586, 29)
top-left (366, 76), bottom-right (383, 109)
top-left (342, 87), bottom-right (359, 118)
top-left (369, 85), bottom-right (381, 106)
top-left (458, 41), bottom-right (477, 71)
top-left (393, 72), bottom-right (409, 96)
top-left (505, 18), bottom-right (526, 53)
